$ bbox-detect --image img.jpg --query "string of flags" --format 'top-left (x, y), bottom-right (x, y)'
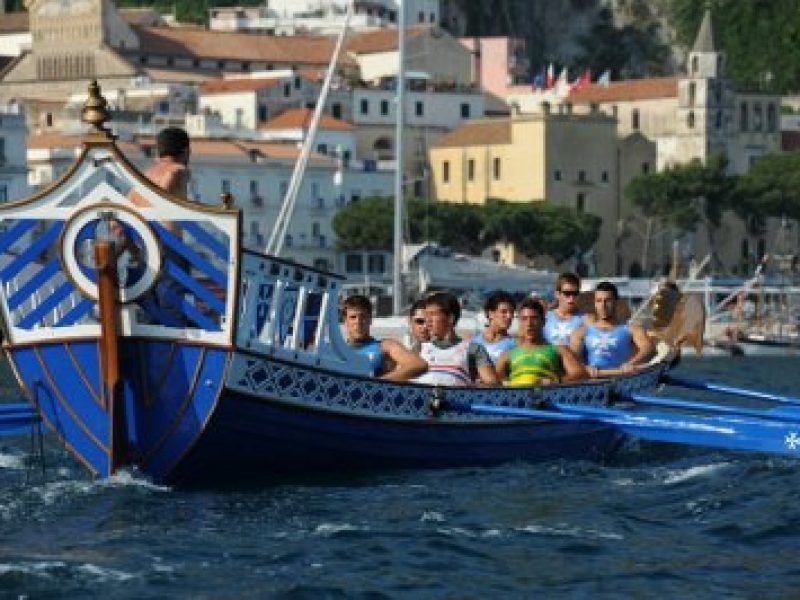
top-left (530, 65), bottom-right (612, 97)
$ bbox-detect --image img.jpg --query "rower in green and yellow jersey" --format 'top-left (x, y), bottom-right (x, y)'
top-left (495, 297), bottom-right (588, 386)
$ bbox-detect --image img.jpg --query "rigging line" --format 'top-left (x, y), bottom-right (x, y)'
top-left (266, 0), bottom-right (355, 256)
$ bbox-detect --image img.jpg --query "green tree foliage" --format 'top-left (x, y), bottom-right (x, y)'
top-left (626, 153), bottom-right (738, 266)
top-left (332, 197), bottom-right (600, 263)
top-left (666, 0), bottom-right (800, 93)
top-left (115, 0), bottom-right (263, 24)
top-left (735, 152), bottom-right (800, 220)
top-left (577, 7), bottom-right (672, 79)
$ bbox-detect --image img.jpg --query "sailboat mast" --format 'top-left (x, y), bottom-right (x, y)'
top-left (393, 0), bottom-right (406, 315)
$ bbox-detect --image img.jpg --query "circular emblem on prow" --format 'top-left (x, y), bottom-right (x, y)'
top-left (61, 203), bottom-right (162, 304)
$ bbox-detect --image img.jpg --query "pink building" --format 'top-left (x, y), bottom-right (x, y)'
top-left (459, 37), bottom-right (529, 98)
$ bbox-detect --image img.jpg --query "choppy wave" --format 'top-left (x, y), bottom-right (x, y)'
top-left (0, 561), bottom-right (135, 583)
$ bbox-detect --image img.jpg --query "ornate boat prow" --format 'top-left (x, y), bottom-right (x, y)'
top-left (0, 82), bottom-right (241, 480)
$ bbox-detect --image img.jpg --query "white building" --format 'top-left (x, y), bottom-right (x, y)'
top-left (197, 71), bottom-right (351, 130)
top-left (0, 104), bottom-right (29, 203)
top-left (210, 0), bottom-right (440, 35)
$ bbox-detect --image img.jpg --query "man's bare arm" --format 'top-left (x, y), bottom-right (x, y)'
top-left (380, 339), bottom-right (427, 381)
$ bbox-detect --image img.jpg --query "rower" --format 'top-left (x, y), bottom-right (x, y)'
top-left (471, 290), bottom-right (516, 364)
top-left (543, 272), bottom-right (584, 345)
top-left (496, 297), bottom-right (587, 386)
top-left (415, 291), bottom-right (498, 387)
top-left (342, 295), bottom-right (427, 381)
top-left (570, 281), bottom-right (654, 378)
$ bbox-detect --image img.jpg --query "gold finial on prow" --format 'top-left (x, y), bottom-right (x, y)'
top-left (81, 80), bottom-right (114, 139)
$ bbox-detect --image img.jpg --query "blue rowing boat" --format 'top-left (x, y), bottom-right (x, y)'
top-left (0, 84), bottom-right (797, 485)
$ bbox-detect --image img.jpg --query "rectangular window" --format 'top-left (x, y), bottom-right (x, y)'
top-left (577, 193), bottom-right (586, 212)
top-left (221, 179), bottom-right (231, 194)
top-left (468, 159), bottom-right (475, 181)
top-left (258, 105), bottom-right (268, 122)
top-left (283, 83), bottom-right (291, 97)
top-left (345, 254), bottom-right (363, 273)
top-left (460, 103), bottom-right (470, 119)
top-left (443, 161), bottom-right (450, 183)
top-left (368, 254), bottom-right (385, 274)
top-left (642, 162), bottom-right (650, 175)
top-left (415, 101), bottom-right (424, 117)
top-left (381, 99), bottom-right (389, 116)
top-left (312, 222), bottom-right (321, 237)
top-left (493, 157), bottom-right (501, 180)
top-left (0, 184), bottom-right (7, 203)
top-left (632, 109), bottom-right (640, 130)
top-left (360, 99), bottom-right (369, 115)
top-left (249, 180), bottom-right (258, 195)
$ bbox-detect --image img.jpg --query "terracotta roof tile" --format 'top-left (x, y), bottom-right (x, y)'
top-left (431, 119), bottom-right (511, 148)
top-left (131, 26), bottom-right (354, 68)
top-left (261, 108), bottom-right (354, 131)
top-left (200, 77), bottom-right (285, 95)
top-left (345, 25), bottom-right (430, 54)
top-left (28, 133), bottom-right (141, 155)
top-left (569, 77), bottom-right (679, 103)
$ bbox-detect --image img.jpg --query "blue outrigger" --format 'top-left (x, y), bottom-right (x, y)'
top-left (0, 84), bottom-right (798, 485)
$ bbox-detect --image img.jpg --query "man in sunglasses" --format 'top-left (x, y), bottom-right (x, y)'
top-left (570, 281), bottom-right (653, 377)
top-left (407, 298), bottom-right (430, 354)
top-left (543, 272), bottom-right (585, 345)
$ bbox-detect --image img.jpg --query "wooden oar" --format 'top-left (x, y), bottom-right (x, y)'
top-left (439, 398), bottom-right (800, 457)
top-left (621, 392), bottom-right (800, 423)
top-left (662, 374), bottom-right (800, 406)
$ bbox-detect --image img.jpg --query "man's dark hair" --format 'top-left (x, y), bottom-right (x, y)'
top-left (595, 280), bottom-right (619, 299)
top-left (341, 294), bottom-right (372, 318)
top-left (408, 298), bottom-right (426, 316)
top-left (555, 272), bottom-right (581, 292)
top-left (518, 297), bottom-right (546, 319)
top-left (484, 290), bottom-right (516, 316)
top-left (156, 127), bottom-right (190, 158)
top-left (424, 291), bottom-right (461, 324)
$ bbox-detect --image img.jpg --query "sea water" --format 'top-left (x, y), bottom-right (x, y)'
top-left (1, 357), bottom-right (799, 598)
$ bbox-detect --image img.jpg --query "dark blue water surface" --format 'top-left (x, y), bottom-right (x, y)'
top-left (2, 357), bottom-right (800, 598)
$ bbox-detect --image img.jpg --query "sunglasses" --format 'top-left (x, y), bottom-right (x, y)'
top-left (559, 289), bottom-right (579, 297)
top-left (413, 318), bottom-right (426, 325)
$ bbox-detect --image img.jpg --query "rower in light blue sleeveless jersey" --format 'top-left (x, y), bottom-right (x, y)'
top-left (342, 295), bottom-right (428, 381)
top-left (543, 272), bottom-right (584, 345)
top-left (571, 281), bottom-right (654, 378)
top-left (471, 290), bottom-right (517, 363)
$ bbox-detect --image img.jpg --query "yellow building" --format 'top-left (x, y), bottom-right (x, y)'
top-left (429, 105), bottom-right (627, 274)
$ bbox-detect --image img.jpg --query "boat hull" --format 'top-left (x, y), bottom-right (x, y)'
top-left (167, 386), bottom-right (626, 485)
top-left (162, 350), bottom-right (664, 485)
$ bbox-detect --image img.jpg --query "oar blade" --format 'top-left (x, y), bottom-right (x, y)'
top-left (558, 404), bottom-right (800, 457)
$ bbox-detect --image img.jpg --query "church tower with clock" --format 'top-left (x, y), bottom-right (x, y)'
top-left (0, 0), bottom-right (139, 101)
